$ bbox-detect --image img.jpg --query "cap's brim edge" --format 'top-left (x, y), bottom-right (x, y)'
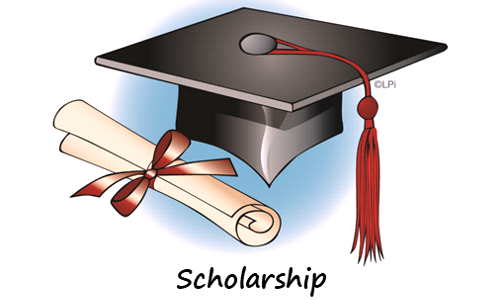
top-left (95, 57), bottom-right (294, 112)
top-left (95, 42), bottom-right (446, 112)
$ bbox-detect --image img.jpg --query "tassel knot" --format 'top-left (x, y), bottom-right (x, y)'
top-left (357, 96), bottom-right (378, 120)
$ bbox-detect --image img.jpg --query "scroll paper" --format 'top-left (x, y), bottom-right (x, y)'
top-left (54, 100), bottom-right (281, 246)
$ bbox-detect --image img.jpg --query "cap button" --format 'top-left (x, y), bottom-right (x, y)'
top-left (357, 96), bottom-right (378, 120)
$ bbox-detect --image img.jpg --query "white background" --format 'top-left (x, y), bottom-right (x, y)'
top-left (1, 0), bottom-right (499, 299)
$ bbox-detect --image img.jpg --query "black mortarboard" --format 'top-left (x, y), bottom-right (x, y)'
top-left (95, 8), bottom-right (446, 263)
top-left (95, 7), bottom-right (446, 185)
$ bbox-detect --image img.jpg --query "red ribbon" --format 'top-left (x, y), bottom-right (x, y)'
top-left (72, 130), bottom-right (237, 216)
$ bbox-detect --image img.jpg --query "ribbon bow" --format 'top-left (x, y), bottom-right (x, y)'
top-left (72, 130), bottom-right (237, 216)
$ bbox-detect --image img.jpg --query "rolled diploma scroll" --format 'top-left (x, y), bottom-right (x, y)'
top-left (54, 100), bottom-right (280, 246)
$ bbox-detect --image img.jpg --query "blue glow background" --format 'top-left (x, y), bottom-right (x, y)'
top-left (109, 2), bottom-right (363, 253)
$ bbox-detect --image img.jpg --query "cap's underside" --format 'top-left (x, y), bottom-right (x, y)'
top-left (176, 87), bottom-right (343, 184)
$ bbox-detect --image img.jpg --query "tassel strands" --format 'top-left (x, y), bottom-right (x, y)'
top-left (352, 96), bottom-right (383, 264)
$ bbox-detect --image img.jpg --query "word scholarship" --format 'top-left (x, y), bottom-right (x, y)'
top-left (177, 266), bottom-right (326, 297)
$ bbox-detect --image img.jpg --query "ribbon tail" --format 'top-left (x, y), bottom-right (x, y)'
top-left (72, 171), bottom-right (143, 197)
top-left (111, 177), bottom-right (150, 217)
top-left (158, 159), bottom-right (237, 176)
top-left (352, 126), bottom-right (383, 264)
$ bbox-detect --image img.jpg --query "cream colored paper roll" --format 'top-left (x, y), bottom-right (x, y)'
top-left (54, 100), bottom-right (280, 246)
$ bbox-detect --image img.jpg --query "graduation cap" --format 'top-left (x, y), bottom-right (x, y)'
top-left (95, 8), bottom-right (447, 263)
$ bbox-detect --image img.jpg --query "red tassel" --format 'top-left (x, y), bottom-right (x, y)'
top-left (268, 41), bottom-right (384, 263)
top-left (352, 96), bottom-right (383, 264)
